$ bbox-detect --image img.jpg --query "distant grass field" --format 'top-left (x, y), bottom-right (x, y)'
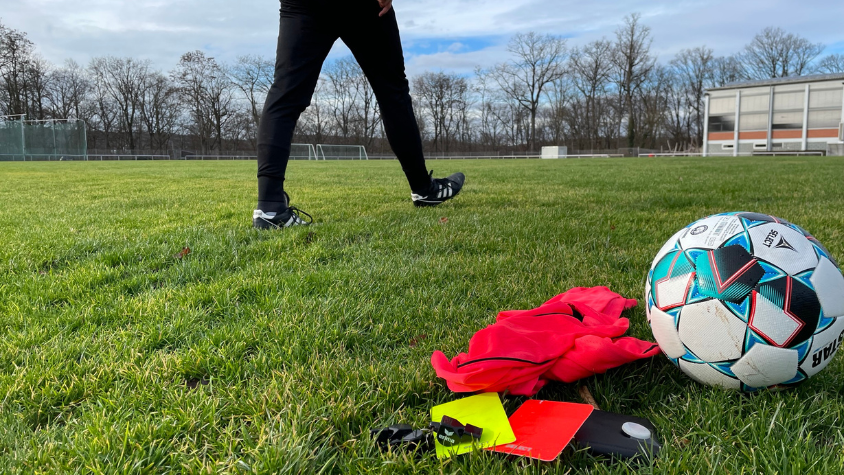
top-left (1, 157), bottom-right (843, 474)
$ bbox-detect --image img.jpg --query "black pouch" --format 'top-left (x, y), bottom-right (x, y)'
top-left (573, 410), bottom-right (661, 460)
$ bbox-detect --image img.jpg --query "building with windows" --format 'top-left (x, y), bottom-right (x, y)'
top-left (704, 73), bottom-right (844, 156)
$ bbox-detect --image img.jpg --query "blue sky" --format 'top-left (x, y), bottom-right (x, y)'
top-left (3, 0), bottom-right (843, 75)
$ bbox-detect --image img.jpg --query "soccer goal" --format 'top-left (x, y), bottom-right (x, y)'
top-left (0, 116), bottom-right (87, 161)
top-left (291, 143), bottom-right (317, 160)
top-left (316, 144), bottom-right (368, 160)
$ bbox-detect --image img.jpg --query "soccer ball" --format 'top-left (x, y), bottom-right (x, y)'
top-left (645, 212), bottom-right (844, 391)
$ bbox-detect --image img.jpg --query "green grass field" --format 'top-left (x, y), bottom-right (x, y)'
top-left (1, 157), bottom-right (843, 474)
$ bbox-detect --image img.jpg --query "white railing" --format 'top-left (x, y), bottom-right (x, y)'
top-left (638, 152), bottom-right (704, 157)
top-left (87, 154), bottom-right (171, 161)
top-left (0, 154), bottom-right (90, 161)
top-left (751, 150), bottom-right (825, 156)
top-left (183, 155), bottom-right (256, 160)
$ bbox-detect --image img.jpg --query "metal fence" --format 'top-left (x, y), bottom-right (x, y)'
top-left (4, 136), bottom-right (841, 161)
top-left (0, 117), bottom-right (87, 161)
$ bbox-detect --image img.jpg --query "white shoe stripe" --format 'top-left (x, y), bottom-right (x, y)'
top-left (260, 216), bottom-right (281, 228)
top-left (412, 183), bottom-right (459, 203)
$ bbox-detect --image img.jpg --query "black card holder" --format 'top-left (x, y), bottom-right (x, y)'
top-left (573, 410), bottom-right (661, 460)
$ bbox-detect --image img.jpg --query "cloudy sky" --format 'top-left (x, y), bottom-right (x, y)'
top-left (4, 0), bottom-right (844, 75)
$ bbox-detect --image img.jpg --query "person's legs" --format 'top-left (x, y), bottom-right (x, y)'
top-left (338, 4), bottom-right (432, 194)
top-left (257, 0), bottom-right (337, 213)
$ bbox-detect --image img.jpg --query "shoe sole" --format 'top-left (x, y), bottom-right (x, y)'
top-left (253, 218), bottom-right (280, 229)
top-left (413, 188), bottom-right (462, 207)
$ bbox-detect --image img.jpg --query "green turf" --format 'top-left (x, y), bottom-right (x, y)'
top-left (0, 157), bottom-right (843, 474)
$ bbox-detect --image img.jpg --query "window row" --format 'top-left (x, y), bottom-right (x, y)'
top-left (709, 110), bottom-right (842, 132)
top-left (708, 88), bottom-right (843, 116)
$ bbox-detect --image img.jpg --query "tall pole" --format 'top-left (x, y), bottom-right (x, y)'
top-left (82, 120), bottom-right (88, 161)
top-left (767, 86), bottom-right (774, 152)
top-left (702, 94), bottom-right (710, 157)
top-left (733, 90), bottom-right (741, 157)
top-left (52, 120), bottom-right (57, 161)
top-left (20, 115), bottom-right (27, 161)
top-left (802, 84), bottom-right (810, 152)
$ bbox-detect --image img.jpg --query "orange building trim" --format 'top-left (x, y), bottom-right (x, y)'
top-left (807, 129), bottom-right (839, 138)
top-left (708, 132), bottom-right (734, 141)
top-left (738, 131), bottom-right (768, 140)
top-left (772, 130), bottom-right (803, 139)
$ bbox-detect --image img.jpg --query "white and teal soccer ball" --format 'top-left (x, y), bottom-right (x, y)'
top-left (645, 212), bottom-right (844, 391)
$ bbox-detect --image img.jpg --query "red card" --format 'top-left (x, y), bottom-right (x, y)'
top-left (490, 400), bottom-right (594, 461)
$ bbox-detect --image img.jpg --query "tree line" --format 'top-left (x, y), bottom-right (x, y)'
top-left (2, 15), bottom-right (842, 156)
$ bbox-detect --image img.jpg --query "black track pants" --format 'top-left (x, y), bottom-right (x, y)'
top-left (257, 0), bottom-right (431, 207)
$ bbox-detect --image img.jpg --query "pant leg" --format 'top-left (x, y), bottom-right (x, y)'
top-left (338, 4), bottom-right (431, 194)
top-left (257, 0), bottom-right (338, 209)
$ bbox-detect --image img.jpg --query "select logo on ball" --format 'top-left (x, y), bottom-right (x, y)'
top-left (690, 225), bottom-right (708, 236)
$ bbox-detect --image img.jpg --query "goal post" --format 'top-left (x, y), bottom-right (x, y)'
top-left (290, 143), bottom-right (317, 160)
top-left (0, 116), bottom-right (87, 161)
top-left (0, 116), bottom-right (24, 161)
top-left (316, 144), bottom-right (368, 160)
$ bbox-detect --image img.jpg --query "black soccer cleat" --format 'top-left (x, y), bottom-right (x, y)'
top-left (411, 171), bottom-right (465, 207)
top-left (253, 192), bottom-right (313, 229)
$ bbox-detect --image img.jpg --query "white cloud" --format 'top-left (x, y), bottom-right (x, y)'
top-left (406, 44), bottom-right (510, 76)
top-left (3, 0), bottom-right (844, 74)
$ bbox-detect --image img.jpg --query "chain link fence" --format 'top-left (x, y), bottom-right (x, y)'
top-left (0, 118), bottom-right (87, 161)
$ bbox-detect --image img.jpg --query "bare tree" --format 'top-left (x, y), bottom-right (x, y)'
top-left (662, 71), bottom-right (688, 147)
top-left (637, 64), bottom-right (672, 149)
top-left (711, 56), bottom-right (743, 87)
top-left (140, 72), bottom-right (179, 151)
top-left (0, 22), bottom-right (36, 117)
top-left (814, 53), bottom-right (844, 74)
top-left (229, 55), bottom-right (273, 128)
top-left (739, 27), bottom-right (823, 79)
top-left (89, 56), bottom-right (152, 150)
top-left (349, 65), bottom-right (380, 147)
top-left (22, 55), bottom-right (50, 120)
top-left (489, 32), bottom-right (567, 151)
top-left (495, 96), bottom-right (530, 150)
top-left (296, 77), bottom-right (330, 145)
top-left (88, 73), bottom-right (119, 149)
top-left (172, 51), bottom-right (238, 153)
top-left (412, 71), bottom-right (469, 153)
top-left (46, 59), bottom-right (90, 120)
top-left (541, 76), bottom-right (570, 147)
top-left (473, 68), bottom-right (504, 150)
top-left (322, 57), bottom-right (382, 146)
top-left (671, 46), bottom-right (715, 146)
top-left (6, 18), bottom-right (839, 158)
top-left (324, 57), bottom-right (361, 140)
top-left (569, 39), bottom-right (614, 149)
top-left (612, 13), bottom-right (656, 148)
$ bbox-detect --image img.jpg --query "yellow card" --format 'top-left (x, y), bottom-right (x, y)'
top-left (430, 393), bottom-right (516, 459)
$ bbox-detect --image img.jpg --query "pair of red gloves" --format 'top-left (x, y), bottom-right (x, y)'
top-left (431, 287), bottom-right (661, 396)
